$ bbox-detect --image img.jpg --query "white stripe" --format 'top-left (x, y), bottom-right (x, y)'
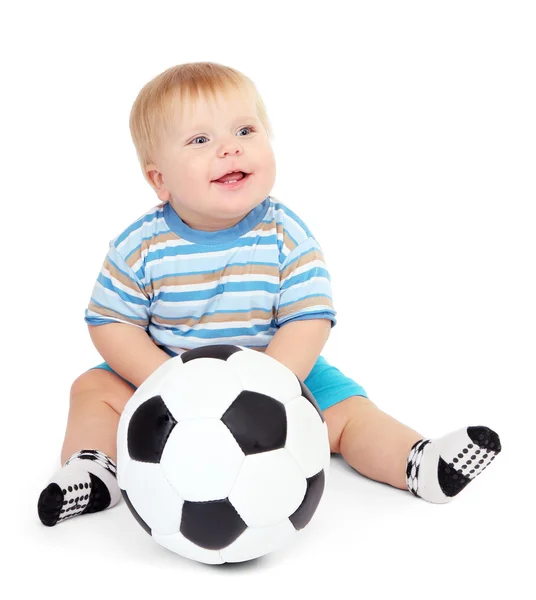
top-left (152, 289), bottom-right (275, 309)
top-left (280, 275), bottom-right (332, 294)
top-left (281, 259), bottom-right (326, 284)
top-left (156, 318), bottom-right (272, 332)
top-left (101, 266), bottom-right (147, 300)
top-left (133, 238), bottom-right (277, 273)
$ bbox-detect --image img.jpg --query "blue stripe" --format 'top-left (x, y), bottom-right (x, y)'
top-left (154, 295), bottom-right (274, 316)
top-left (174, 323), bottom-right (275, 339)
top-left (274, 201), bottom-right (313, 238)
top-left (281, 267), bottom-right (331, 291)
top-left (279, 311), bottom-right (336, 325)
top-left (115, 208), bottom-right (163, 247)
top-left (154, 281), bottom-right (279, 303)
top-left (84, 315), bottom-right (118, 326)
top-left (96, 273), bottom-right (149, 306)
top-left (86, 299), bottom-right (148, 322)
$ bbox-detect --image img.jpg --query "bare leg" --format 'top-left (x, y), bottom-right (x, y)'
top-left (324, 395), bottom-right (501, 503)
top-left (38, 368), bottom-right (135, 526)
top-left (324, 395), bottom-right (423, 490)
top-left (61, 369), bottom-right (135, 464)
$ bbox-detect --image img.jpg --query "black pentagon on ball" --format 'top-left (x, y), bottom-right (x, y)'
top-left (289, 469), bottom-right (325, 530)
top-left (121, 489), bottom-right (151, 535)
top-left (299, 380), bottom-right (324, 423)
top-left (222, 390), bottom-right (287, 454)
top-left (180, 499), bottom-right (247, 550)
top-left (181, 344), bottom-right (243, 363)
top-left (128, 395), bottom-right (177, 463)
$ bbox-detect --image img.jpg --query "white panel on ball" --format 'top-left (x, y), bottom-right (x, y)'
top-left (161, 419), bottom-right (245, 502)
top-left (116, 413), bottom-right (131, 488)
top-left (229, 449), bottom-right (306, 527)
top-left (120, 459), bottom-right (183, 536)
top-left (284, 396), bottom-right (331, 479)
top-left (160, 357), bottom-right (244, 421)
top-left (227, 349), bottom-right (302, 404)
top-left (219, 519), bottom-right (298, 563)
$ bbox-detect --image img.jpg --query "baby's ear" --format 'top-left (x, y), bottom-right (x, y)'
top-left (146, 165), bottom-right (171, 201)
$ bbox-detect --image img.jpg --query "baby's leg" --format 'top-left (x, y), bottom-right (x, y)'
top-left (38, 369), bottom-right (135, 526)
top-left (325, 396), bottom-right (422, 488)
top-left (60, 369), bottom-right (134, 464)
top-left (324, 396), bottom-right (501, 503)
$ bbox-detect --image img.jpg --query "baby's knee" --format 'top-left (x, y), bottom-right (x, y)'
top-left (70, 369), bottom-right (133, 415)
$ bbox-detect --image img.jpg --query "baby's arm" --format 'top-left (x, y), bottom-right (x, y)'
top-left (88, 323), bottom-right (170, 388)
top-left (264, 319), bottom-right (331, 381)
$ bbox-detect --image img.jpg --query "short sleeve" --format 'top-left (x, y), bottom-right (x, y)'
top-left (84, 244), bottom-right (151, 330)
top-left (276, 237), bottom-right (337, 328)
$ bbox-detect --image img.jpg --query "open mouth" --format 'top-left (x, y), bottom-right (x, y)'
top-left (212, 171), bottom-right (251, 185)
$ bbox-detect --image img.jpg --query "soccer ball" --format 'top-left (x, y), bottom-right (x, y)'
top-left (116, 344), bottom-right (330, 564)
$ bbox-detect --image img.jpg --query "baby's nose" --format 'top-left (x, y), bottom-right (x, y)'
top-left (219, 138), bottom-right (243, 157)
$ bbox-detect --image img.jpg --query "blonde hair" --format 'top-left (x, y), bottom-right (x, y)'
top-left (129, 62), bottom-right (273, 186)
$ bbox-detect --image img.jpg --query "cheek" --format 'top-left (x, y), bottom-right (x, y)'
top-left (252, 141), bottom-right (273, 166)
top-left (261, 147), bottom-right (276, 180)
top-left (175, 157), bottom-right (209, 187)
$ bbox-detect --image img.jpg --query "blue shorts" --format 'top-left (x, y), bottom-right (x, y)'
top-left (89, 354), bottom-right (367, 413)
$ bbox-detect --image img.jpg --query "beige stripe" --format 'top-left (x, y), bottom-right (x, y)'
top-left (278, 296), bottom-right (333, 320)
top-left (281, 230), bottom-right (297, 255)
top-left (281, 247), bottom-right (325, 281)
top-left (87, 302), bottom-right (148, 327)
top-left (151, 263), bottom-right (279, 292)
top-left (152, 308), bottom-right (274, 328)
top-left (124, 231), bottom-right (179, 270)
top-left (103, 257), bottom-right (147, 296)
top-left (125, 220), bottom-right (275, 271)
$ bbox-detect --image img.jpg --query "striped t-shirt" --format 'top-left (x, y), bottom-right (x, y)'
top-left (85, 195), bottom-right (336, 355)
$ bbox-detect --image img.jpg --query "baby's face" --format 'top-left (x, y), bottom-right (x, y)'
top-left (147, 87), bottom-right (276, 231)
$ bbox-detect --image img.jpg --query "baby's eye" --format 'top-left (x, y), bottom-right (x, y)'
top-left (237, 126), bottom-right (255, 136)
top-left (191, 135), bottom-right (209, 145)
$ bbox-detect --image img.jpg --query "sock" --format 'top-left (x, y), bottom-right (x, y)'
top-left (406, 426), bottom-right (501, 503)
top-left (38, 449), bottom-right (121, 526)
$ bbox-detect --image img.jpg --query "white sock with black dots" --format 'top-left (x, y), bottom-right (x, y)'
top-left (38, 449), bottom-right (121, 526)
top-left (406, 426), bottom-right (501, 503)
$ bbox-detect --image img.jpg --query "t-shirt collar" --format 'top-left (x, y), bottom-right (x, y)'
top-left (163, 196), bottom-right (270, 244)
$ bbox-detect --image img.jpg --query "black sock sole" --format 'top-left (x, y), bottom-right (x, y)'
top-left (37, 472), bottom-right (111, 526)
top-left (84, 472), bottom-right (111, 513)
top-left (38, 483), bottom-right (64, 527)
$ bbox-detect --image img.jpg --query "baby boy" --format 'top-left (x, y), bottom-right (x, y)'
top-left (37, 62), bottom-right (501, 526)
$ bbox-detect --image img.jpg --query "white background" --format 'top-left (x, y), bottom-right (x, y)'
top-left (2, 1), bottom-right (534, 598)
